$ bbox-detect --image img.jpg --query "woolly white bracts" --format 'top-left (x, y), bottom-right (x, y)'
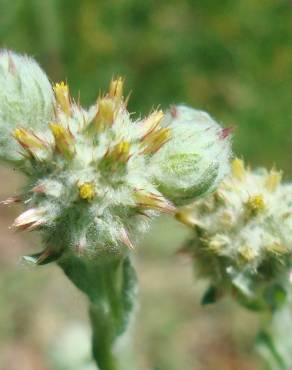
top-left (176, 159), bottom-right (292, 304)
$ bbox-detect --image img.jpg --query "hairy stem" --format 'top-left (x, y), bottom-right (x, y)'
top-left (256, 288), bottom-right (292, 370)
top-left (58, 252), bottom-right (137, 370)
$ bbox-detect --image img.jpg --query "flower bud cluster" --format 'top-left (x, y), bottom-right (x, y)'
top-left (0, 51), bottom-right (232, 262)
top-left (8, 78), bottom-right (175, 261)
top-left (176, 159), bottom-right (292, 308)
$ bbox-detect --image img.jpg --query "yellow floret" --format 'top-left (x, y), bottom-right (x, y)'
top-left (79, 182), bottom-right (95, 201)
top-left (245, 194), bottom-right (266, 215)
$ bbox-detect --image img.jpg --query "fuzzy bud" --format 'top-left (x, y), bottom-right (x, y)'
top-left (149, 105), bottom-right (232, 205)
top-left (0, 50), bottom-right (55, 162)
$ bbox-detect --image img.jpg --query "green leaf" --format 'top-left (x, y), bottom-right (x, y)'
top-left (264, 285), bottom-right (287, 312)
top-left (23, 248), bottom-right (62, 265)
top-left (118, 256), bottom-right (138, 335)
top-left (256, 331), bottom-right (287, 370)
top-left (201, 285), bottom-right (218, 305)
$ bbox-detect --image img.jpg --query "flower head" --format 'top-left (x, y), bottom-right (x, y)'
top-left (5, 77), bottom-right (180, 260)
top-left (0, 52), bottom-right (232, 263)
top-left (176, 159), bottom-right (292, 309)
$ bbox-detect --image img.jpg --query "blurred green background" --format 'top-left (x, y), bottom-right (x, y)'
top-left (0, 0), bottom-right (291, 369)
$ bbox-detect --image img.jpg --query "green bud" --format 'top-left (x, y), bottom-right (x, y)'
top-left (149, 105), bottom-right (232, 205)
top-left (0, 50), bottom-right (55, 162)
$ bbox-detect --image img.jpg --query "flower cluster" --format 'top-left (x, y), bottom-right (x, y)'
top-left (176, 159), bottom-right (292, 309)
top-left (0, 51), bottom-right (232, 263)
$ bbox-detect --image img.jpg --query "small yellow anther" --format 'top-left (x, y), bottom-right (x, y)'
top-left (245, 194), bottom-right (266, 215)
top-left (54, 82), bottom-right (71, 116)
top-left (79, 182), bottom-right (95, 201)
top-left (265, 169), bottom-right (282, 192)
top-left (231, 158), bottom-right (245, 181)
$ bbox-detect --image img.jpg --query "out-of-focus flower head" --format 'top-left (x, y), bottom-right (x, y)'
top-left (176, 158), bottom-right (292, 310)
